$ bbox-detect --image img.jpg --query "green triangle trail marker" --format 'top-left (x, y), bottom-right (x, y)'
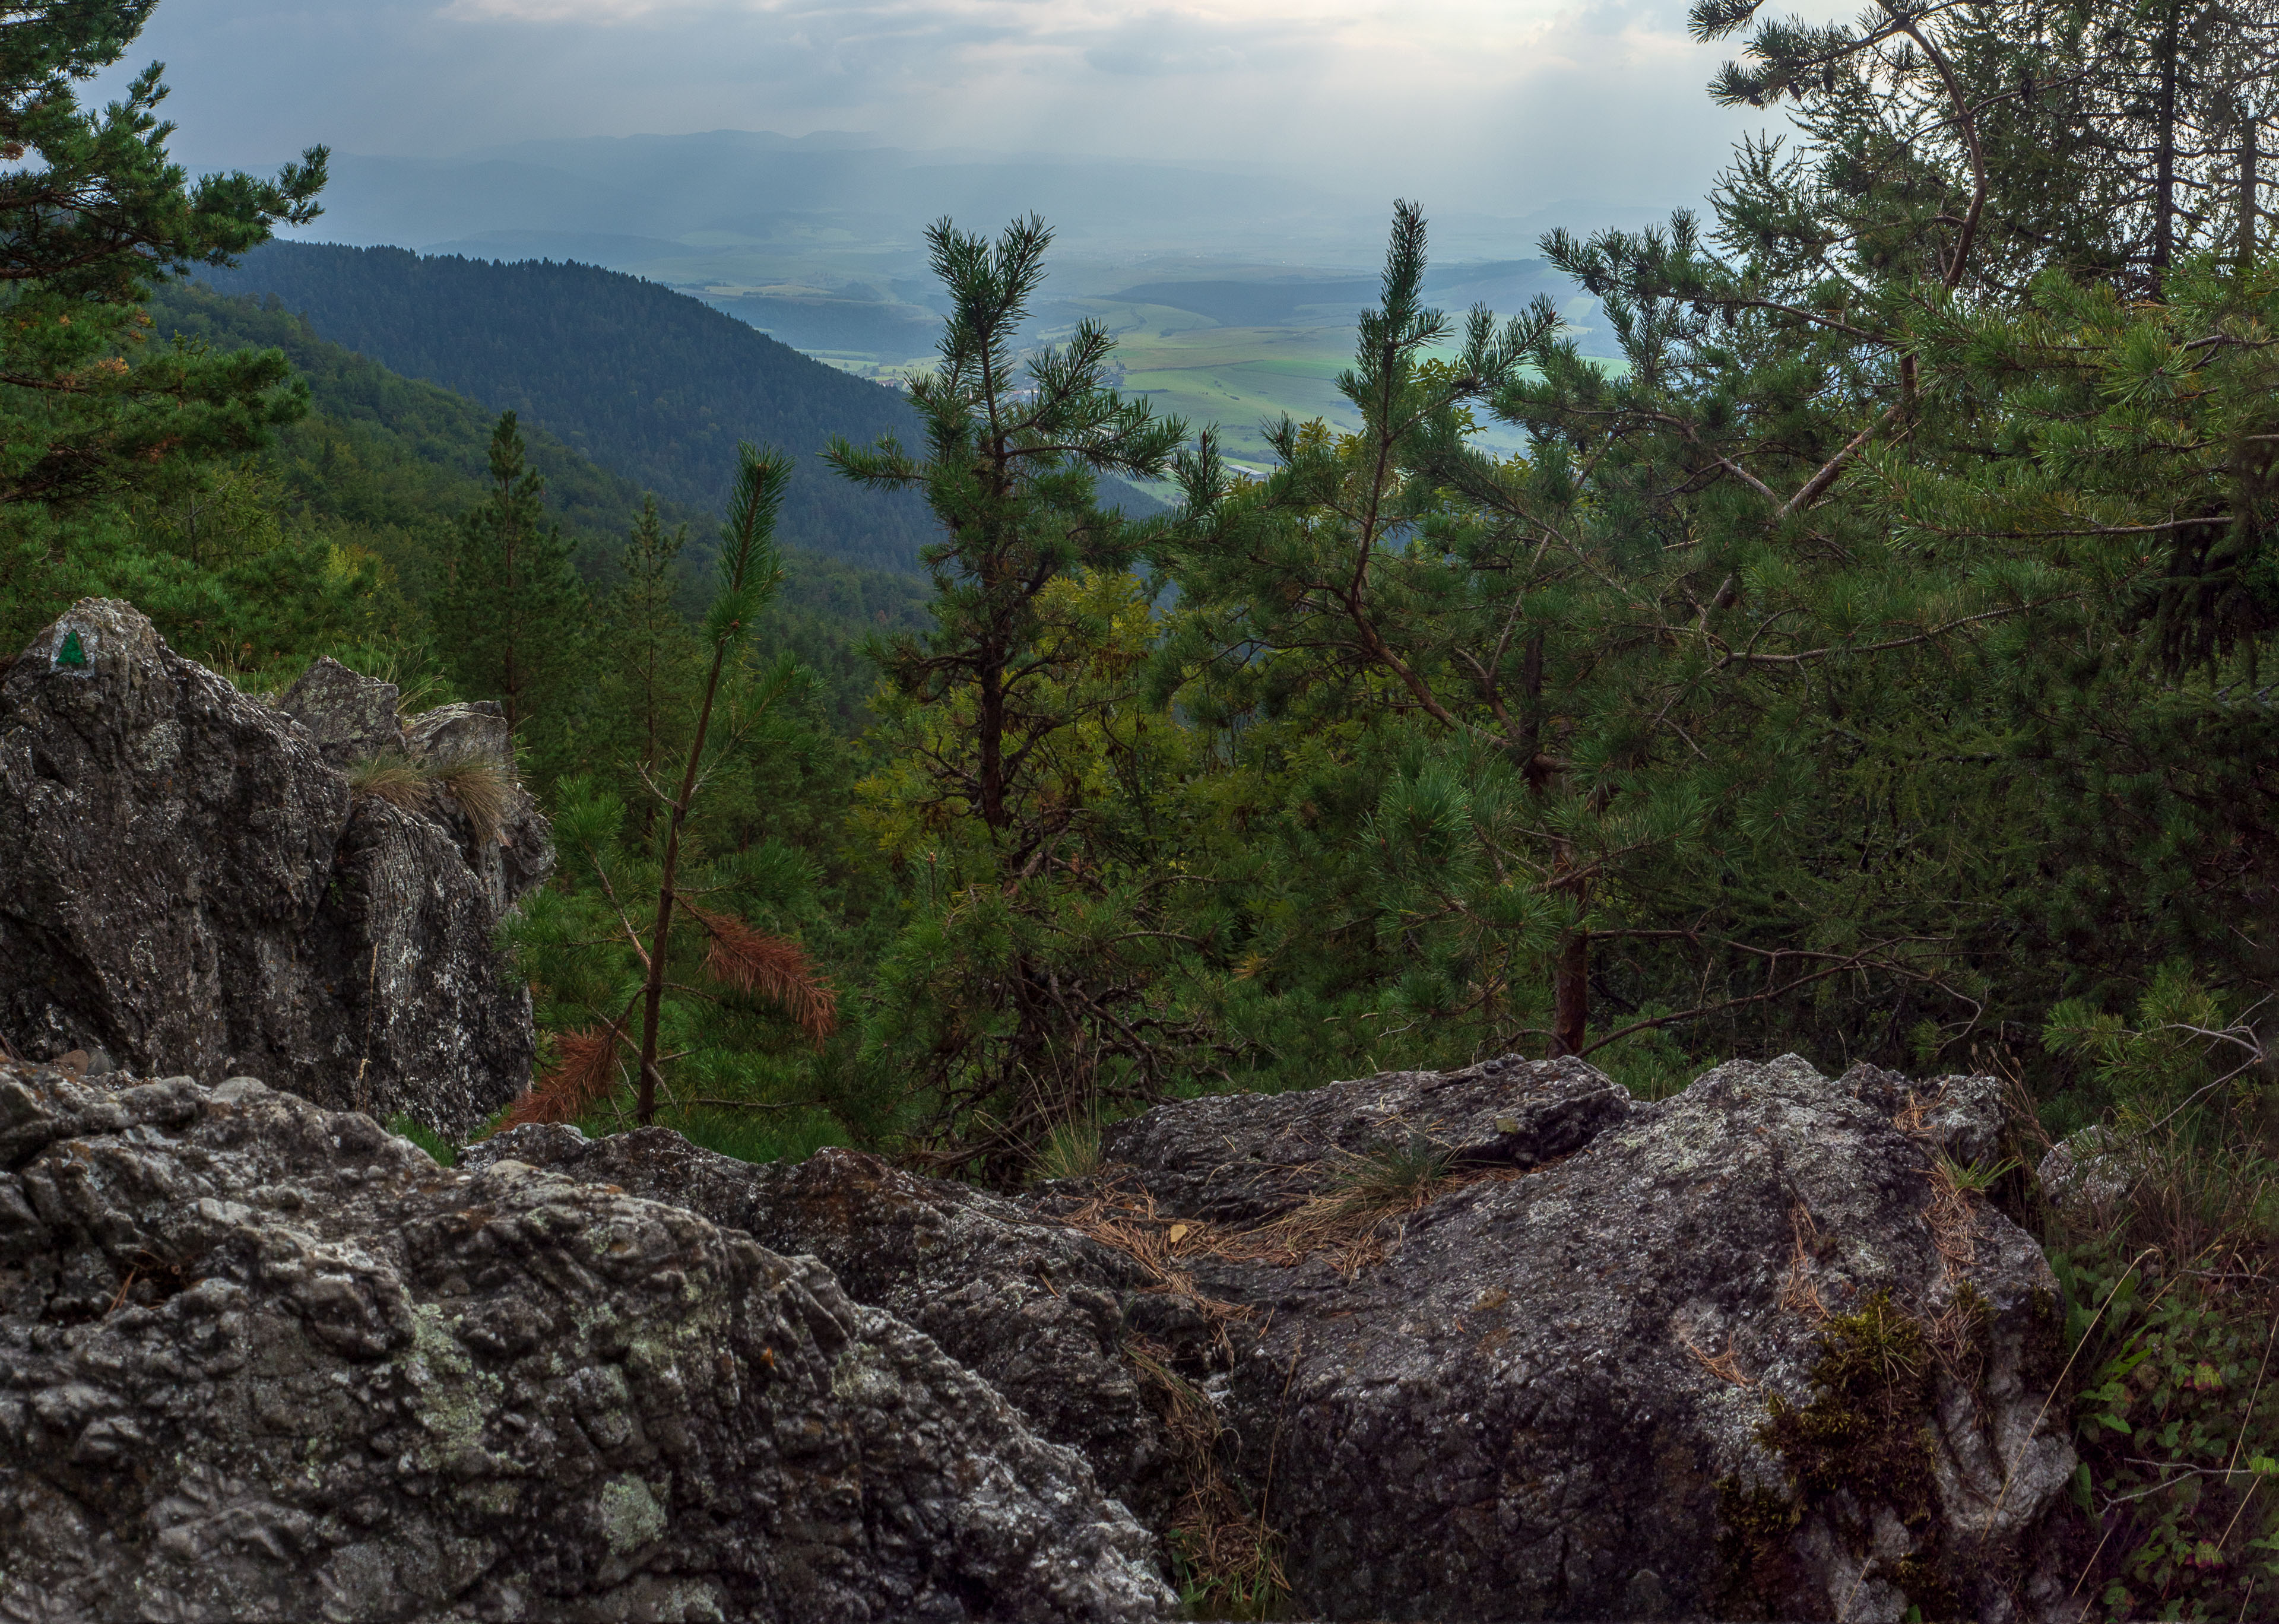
top-left (56, 630), bottom-right (87, 668)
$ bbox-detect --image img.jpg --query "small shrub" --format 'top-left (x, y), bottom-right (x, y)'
top-left (385, 1114), bottom-right (455, 1166)
top-left (2039, 970), bottom-right (2279, 1619)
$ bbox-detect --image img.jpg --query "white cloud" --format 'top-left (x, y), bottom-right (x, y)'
top-left (111, 0), bottom-right (1767, 220)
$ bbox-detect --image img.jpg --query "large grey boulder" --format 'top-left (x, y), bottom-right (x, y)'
top-left (490, 1055), bottom-right (2086, 1623)
top-left (468, 1128), bottom-right (1186, 1530)
top-left (277, 655), bottom-right (403, 766)
top-left (0, 602), bottom-right (348, 1089)
top-left (0, 602), bottom-right (548, 1138)
top-left (0, 1061), bottom-right (1176, 1622)
top-left (1182, 1055), bottom-right (2082, 1623)
top-left (1093, 1051), bottom-right (1631, 1223)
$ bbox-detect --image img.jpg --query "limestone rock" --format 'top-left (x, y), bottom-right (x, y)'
top-left (492, 1055), bottom-right (2084, 1623)
top-left (1093, 1051), bottom-right (1633, 1223)
top-left (401, 699), bottom-right (554, 913)
top-left (0, 601), bottom-right (348, 1089)
top-left (0, 1062), bottom-right (1176, 1623)
top-left (468, 1127), bottom-right (1184, 1528)
top-left (0, 602), bottom-right (549, 1138)
top-left (277, 655), bottom-right (402, 766)
top-left (2037, 1125), bottom-right (2141, 1225)
top-left (1174, 1054), bottom-right (2083, 1623)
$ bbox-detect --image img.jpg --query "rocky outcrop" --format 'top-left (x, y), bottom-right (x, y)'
top-left (0, 1061), bottom-right (1175, 1622)
top-left (487, 1054), bottom-right (2084, 1623)
top-left (1091, 1051), bottom-right (1631, 1223)
top-left (1178, 1055), bottom-right (2080, 1624)
top-left (465, 1127), bottom-right (1187, 1530)
top-left (0, 603), bottom-right (549, 1140)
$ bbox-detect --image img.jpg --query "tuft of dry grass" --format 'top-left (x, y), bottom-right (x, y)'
top-left (1209, 1132), bottom-right (1528, 1279)
top-left (424, 756), bottom-right (514, 845)
top-left (346, 753), bottom-right (432, 814)
top-left (346, 751), bottom-right (518, 845)
top-left (1125, 1335), bottom-right (1290, 1617)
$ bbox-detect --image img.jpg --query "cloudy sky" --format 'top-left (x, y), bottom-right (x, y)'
top-left (112, 0), bottom-right (1774, 223)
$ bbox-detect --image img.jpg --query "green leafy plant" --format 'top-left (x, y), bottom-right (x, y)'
top-left (2041, 970), bottom-right (2279, 1618)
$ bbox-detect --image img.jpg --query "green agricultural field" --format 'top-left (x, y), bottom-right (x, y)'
top-left (1072, 308), bottom-right (1621, 470)
top-left (1112, 327), bottom-right (1357, 469)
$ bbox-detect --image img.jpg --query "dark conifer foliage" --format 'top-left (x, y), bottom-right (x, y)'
top-left (0, 0), bottom-right (325, 509)
top-left (434, 411), bottom-right (588, 734)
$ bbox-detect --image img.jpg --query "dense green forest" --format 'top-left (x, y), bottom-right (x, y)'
top-left (4, 1), bottom-right (2278, 1615)
top-left (194, 242), bottom-right (1159, 572)
top-left (0, 275), bottom-right (927, 730)
top-left (194, 242), bottom-right (938, 571)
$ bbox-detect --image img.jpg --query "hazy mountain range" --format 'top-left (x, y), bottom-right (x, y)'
top-left (286, 131), bottom-right (1655, 364)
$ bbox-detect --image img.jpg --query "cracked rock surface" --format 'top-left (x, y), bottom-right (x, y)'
top-left (497, 1056), bottom-right (2085, 1623)
top-left (0, 1063), bottom-right (1175, 1622)
top-left (0, 602), bottom-right (549, 1139)
top-left (1179, 1055), bottom-right (2083, 1623)
top-left (467, 1129), bottom-right (1186, 1531)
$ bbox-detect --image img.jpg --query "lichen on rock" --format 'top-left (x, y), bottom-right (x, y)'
top-left (479, 1051), bottom-right (2090, 1622)
top-left (0, 1061), bottom-right (1176, 1622)
top-left (0, 601), bottom-right (550, 1138)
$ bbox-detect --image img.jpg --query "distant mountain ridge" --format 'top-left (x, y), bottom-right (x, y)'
top-left (194, 243), bottom-right (943, 574)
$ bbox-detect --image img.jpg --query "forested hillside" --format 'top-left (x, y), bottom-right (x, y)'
top-left (7, 1), bottom-right (2279, 1612)
top-left (193, 243), bottom-right (940, 572)
top-left (0, 274), bottom-right (927, 731)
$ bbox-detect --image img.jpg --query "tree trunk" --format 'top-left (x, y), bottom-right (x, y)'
top-left (635, 637), bottom-right (730, 1124)
top-left (2153, 1), bottom-right (2182, 288)
top-left (978, 656), bottom-right (1007, 828)
top-left (1549, 929), bottom-right (1588, 1058)
top-left (2242, 115), bottom-right (2261, 271)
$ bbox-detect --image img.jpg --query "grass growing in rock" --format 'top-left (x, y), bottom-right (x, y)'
top-left (347, 751), bottom-right (516, 844)
top-left (1720, 1291), bottom-right (1955, 1621)
top-left (385, 1114), bottom-right (456, 1166)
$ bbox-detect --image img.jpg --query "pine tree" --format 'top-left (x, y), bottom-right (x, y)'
top-left (435, 410), bottom-right (587, 737)
top-left (507, 445), bottom-right (838, 1133)
top-left (592, 494), bottom-right (701, 833)
top-left (0, 0), bottom-right (327, 510)
top-left (827, 216), bottom-right (1202, 1176)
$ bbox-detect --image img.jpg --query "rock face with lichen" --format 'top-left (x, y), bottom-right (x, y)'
top-left (0, 603), bottom-right (550, 1138)
top-left (486, 1054), bottom-right (2087, 1623)
top-left (0, 1061), bottom-right (1176, 1622)
top-left (463, 1127), bottom-right (1189, 1531)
